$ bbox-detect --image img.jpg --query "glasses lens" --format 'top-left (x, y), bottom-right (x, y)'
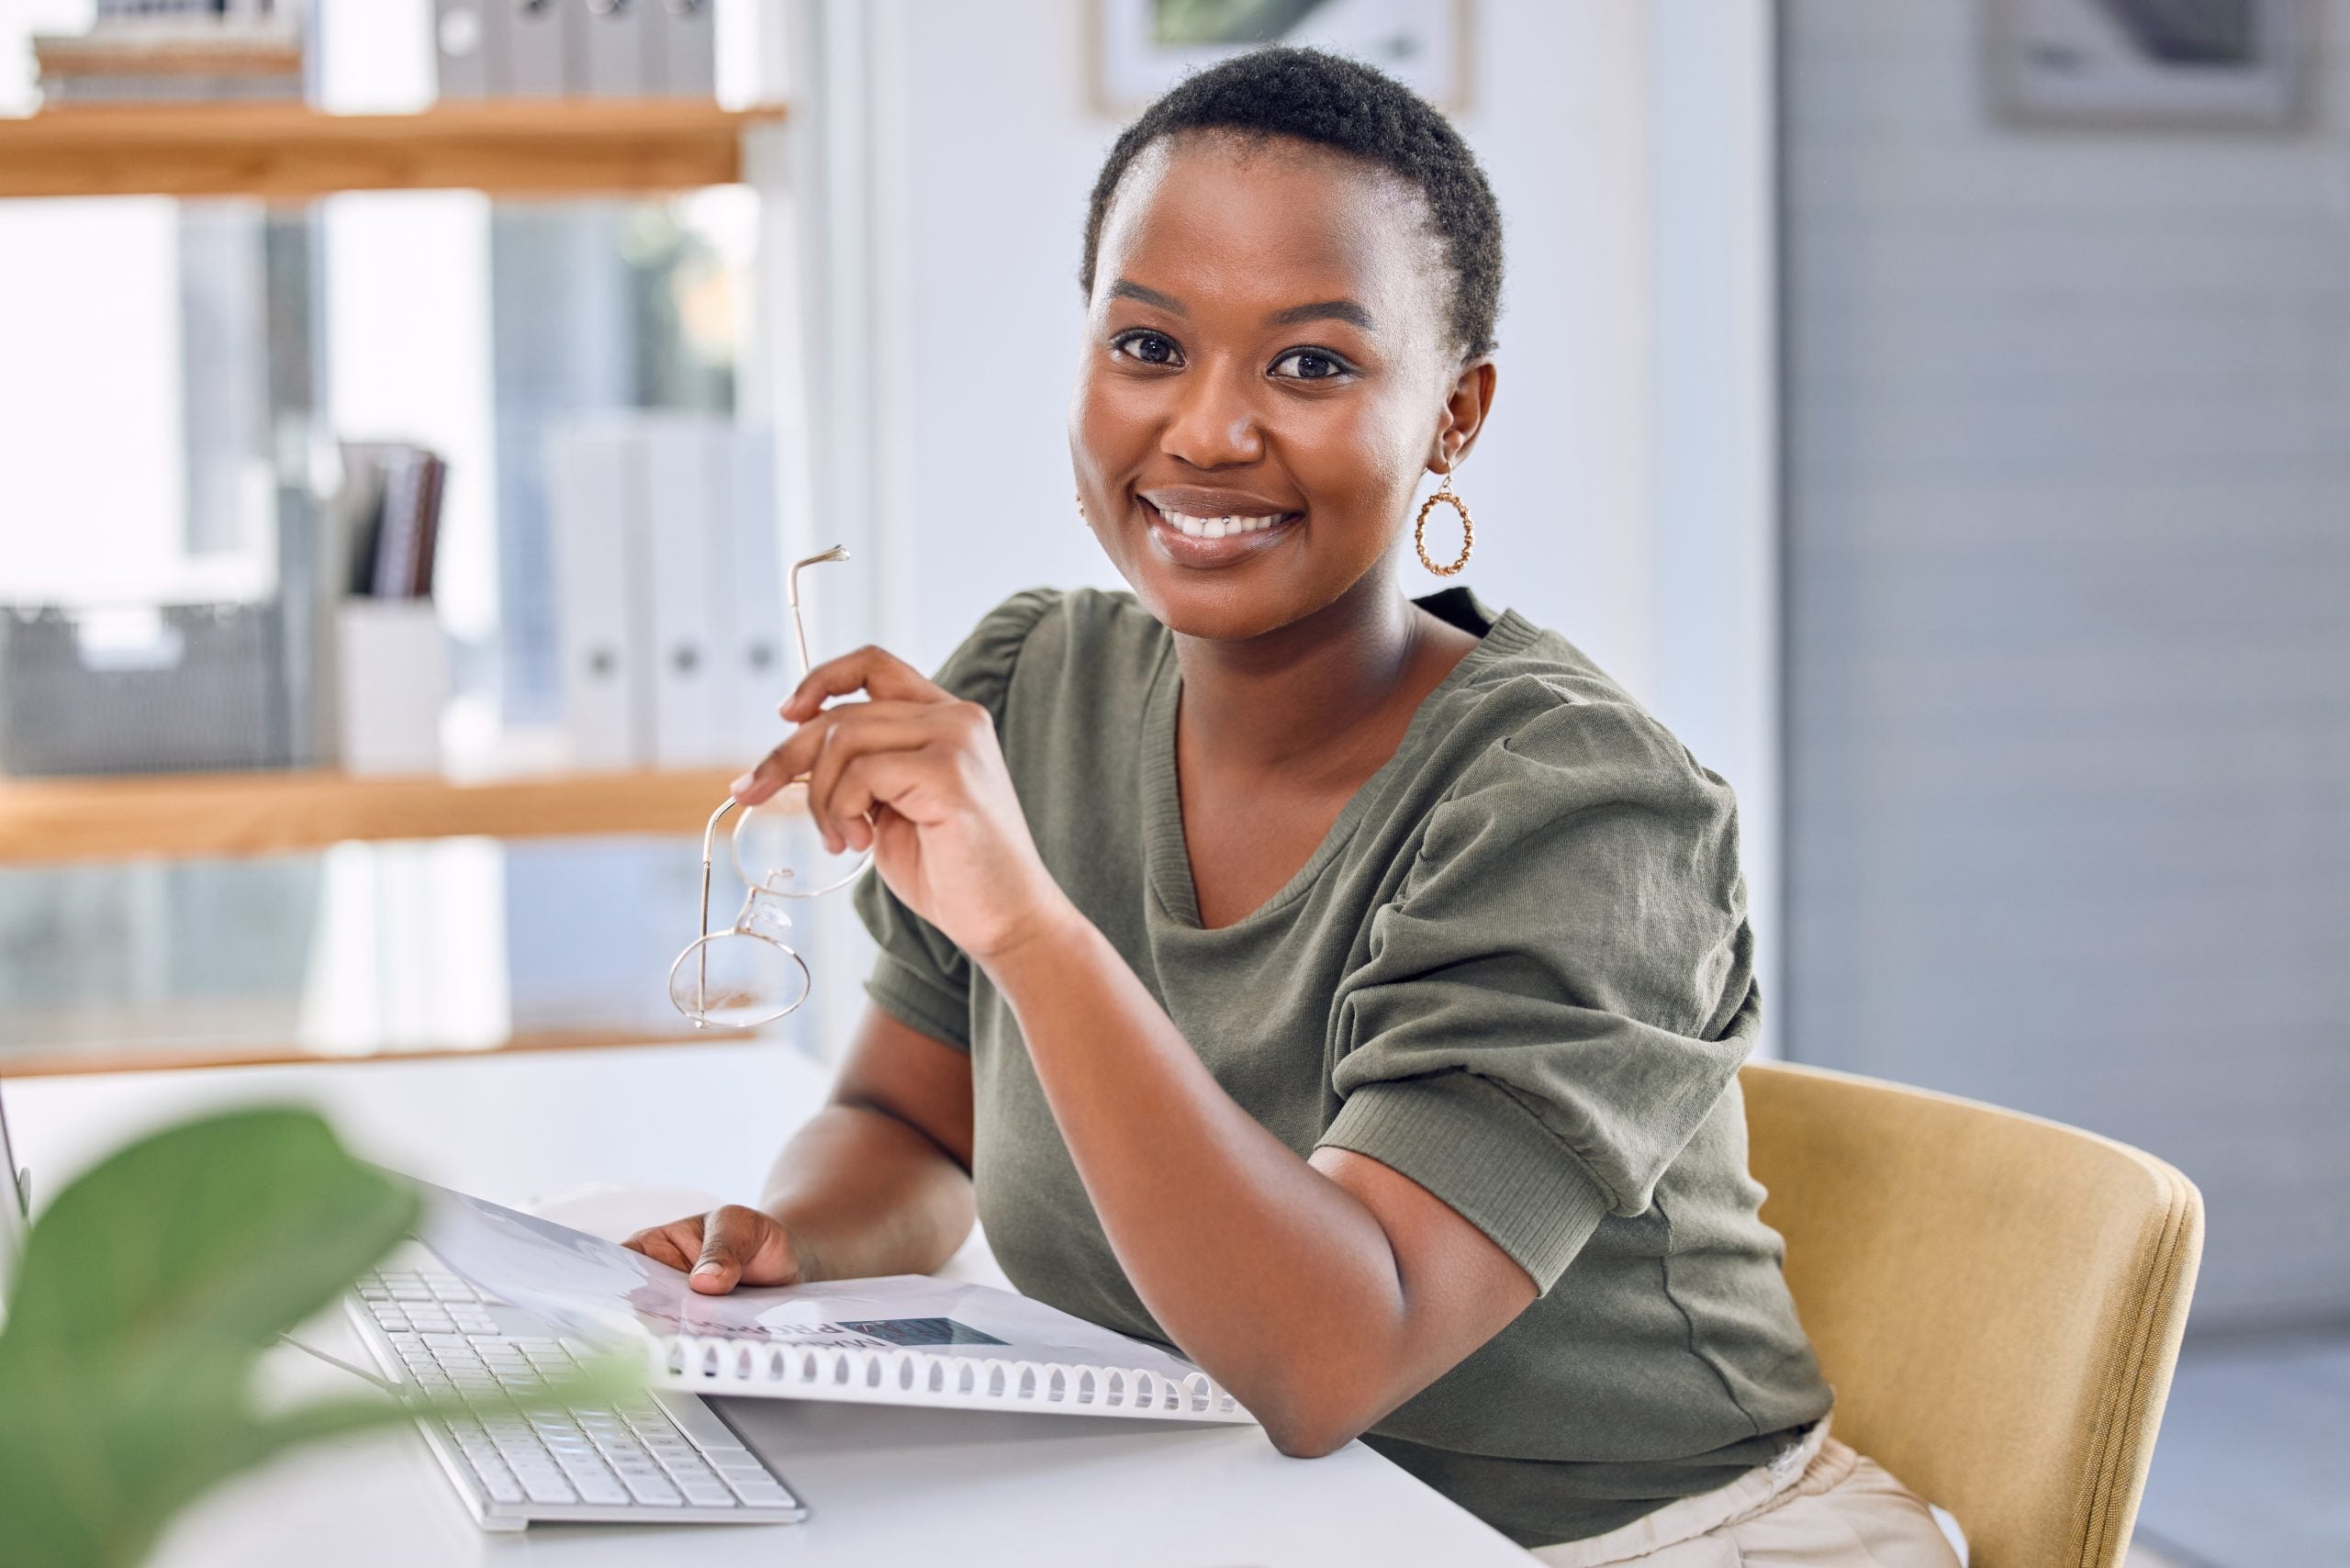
top-left (731, 781), bottom-right (871, 898)
top-left (668, 933), bottom-right (810, 1029)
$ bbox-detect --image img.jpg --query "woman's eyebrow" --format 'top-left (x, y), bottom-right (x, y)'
top-left (1265, 299), bottom-right (1376, 330)
top-left (1109, 278), bottom-right (1186, 314)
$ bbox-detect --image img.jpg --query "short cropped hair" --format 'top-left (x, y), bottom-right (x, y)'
top-left (1079, 46), bottom-right (1504, 361)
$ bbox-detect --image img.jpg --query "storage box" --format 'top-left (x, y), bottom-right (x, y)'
top-left (0, 602), bottom-right (291, 777)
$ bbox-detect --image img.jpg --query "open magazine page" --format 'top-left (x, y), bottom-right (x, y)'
top-left (414, 1182), bottom-right (1214, 1386)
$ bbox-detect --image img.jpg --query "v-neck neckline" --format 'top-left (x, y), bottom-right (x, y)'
top-left (1138, 591), bottom-right (1535, 934)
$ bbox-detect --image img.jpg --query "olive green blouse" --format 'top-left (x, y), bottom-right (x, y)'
top-left (852, 585), bottom-right (1830, 1547)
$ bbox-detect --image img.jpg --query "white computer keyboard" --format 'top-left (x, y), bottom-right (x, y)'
top-left (346, 1253), bottom-right (806, 1530)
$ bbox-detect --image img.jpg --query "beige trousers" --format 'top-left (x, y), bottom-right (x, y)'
top-left (1528, 1420), bottom-right (1964, 1568)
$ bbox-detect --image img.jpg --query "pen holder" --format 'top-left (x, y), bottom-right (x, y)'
top-left (334, 599), bottom-right (449, 776)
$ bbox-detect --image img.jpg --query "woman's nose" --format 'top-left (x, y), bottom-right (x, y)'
top-left (1159, 359), bottom-right (1264, 469)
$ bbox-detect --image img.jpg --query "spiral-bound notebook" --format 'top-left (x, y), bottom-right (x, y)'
top-left (416, 1184), bottom-right (1254, 1426)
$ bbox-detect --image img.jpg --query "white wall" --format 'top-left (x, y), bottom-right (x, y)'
top-left (1782, 0), bottom-right (2350, 1327)
top-left (790, 0), bottom-right (1781, 1019)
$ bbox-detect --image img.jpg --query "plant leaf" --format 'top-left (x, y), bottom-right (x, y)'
top-left (0, 1107), bottom-right (416, 1568)
top-left (0, 1106), bottom-right (418, 1358)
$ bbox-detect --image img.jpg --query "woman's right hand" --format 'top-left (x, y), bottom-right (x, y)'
top-left (622, 1204), bottom-right (810, 1295)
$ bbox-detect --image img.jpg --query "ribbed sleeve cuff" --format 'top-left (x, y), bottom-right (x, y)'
top-left (1318, 1074), bottom-right (1612, 1293)
top-left (862, 953), bottom-right (971, 1052)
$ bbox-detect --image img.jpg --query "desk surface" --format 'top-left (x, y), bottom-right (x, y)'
top-left (6, 1044), bottom-right (1531, 1568)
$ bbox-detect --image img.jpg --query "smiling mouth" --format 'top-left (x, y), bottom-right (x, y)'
top-left (1142, 498), bottom-right (1303, 542)
top-left (1154, 505), bottom-right (1294, 540)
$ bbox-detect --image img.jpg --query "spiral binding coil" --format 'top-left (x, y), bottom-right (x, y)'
top-left (655, 1334), bottom-right (1249, 1422)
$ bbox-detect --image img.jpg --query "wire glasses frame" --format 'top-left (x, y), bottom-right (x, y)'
top-left (666, 545), bottom-right (872, 1029)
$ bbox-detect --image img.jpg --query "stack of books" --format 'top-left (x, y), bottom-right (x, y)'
top-left (35, 0), bottom-right (305, 107)
top-left (339, 442), bottom-right (448, 602)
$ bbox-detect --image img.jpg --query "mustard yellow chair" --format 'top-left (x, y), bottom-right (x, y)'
top-left (1739, 1059), bottom-right (2203, 1568)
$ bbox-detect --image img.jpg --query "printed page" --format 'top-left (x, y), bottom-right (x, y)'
top-left (415, 1183), bottom-right (1208, 1382)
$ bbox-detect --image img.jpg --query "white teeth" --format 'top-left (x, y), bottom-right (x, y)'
top-left (1158, 506), bottom-right (1286, 541)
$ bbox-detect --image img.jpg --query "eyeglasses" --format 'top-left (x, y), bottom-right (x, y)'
top-left (667, 545), bottom-right (872, 1030)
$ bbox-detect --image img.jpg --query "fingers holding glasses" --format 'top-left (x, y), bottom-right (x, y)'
top-left (814, 745), bottom-right (955, 855)
top-left (778, 644), bottom-right (947, 725)
top-left (731, 698), bottom-right (933, 807)
top-left (800, 709), bottom-right (963, 853)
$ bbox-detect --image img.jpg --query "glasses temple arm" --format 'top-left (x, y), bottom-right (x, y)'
top-left (786, 545), bottom-right (852, 678)
top-left (693, 797), bottom-right (741, 1023)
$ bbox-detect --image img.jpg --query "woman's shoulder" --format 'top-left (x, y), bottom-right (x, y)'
top-left (933, 586), bottom-right (1164, 714)
top-left (1420, 604), bottom-right (1733, 822)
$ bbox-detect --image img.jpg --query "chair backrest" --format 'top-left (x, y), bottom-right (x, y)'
top-left (1739, 1059), bottom-right (2202, 1568)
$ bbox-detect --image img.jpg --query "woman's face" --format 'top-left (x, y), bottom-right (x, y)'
top-left (1069, 132), bottom-right (1493, 644)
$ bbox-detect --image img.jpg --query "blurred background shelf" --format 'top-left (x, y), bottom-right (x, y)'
top-left (0, 100), bottom-right (787, 201)
top-left (0, 766), bottom-right (745, 864)
top-left (0, 1023), bottom-right (738, 1080)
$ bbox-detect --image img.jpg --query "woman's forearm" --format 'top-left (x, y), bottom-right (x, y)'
top-left (979, 905), bottom-right (1428, 1454)
top-left (759, 1103), bottom-right (975, 1283)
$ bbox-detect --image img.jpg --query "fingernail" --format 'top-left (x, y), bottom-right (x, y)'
top-left (728, 774), bottom-right (755, 797)
top-left (692, 1261), bottom-right (722, 1277)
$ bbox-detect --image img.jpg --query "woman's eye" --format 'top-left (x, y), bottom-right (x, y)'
top-left (1112, 330), bottom-right (1182, 367)
top-left (1272, 348), bottom-right (1351, 382)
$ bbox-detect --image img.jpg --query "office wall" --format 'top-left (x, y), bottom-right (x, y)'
top-left (1783, 1), bottom-right (2350, 1327)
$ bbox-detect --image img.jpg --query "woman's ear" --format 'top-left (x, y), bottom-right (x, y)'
top-left (1430, 356), bottom-right (1498, 472)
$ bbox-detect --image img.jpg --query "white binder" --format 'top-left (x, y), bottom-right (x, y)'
top-left (575, 0), bottom-right (653, 97)
top-left (433, 0), bottom-right (505, 98)
top-left (655, 0), bottom-right (716, 99)
top-left (725, 426), bottom-right (789, 757)
top-left (506, 0), bottom-right (568, 97)
top-left (641, 416), bottom-right (733, 767)
top-left (546, 422), bottom-right (650, 768)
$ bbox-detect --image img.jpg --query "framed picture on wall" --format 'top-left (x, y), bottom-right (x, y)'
top-left (1090, 0), bottom-right (1473, 116)
top-left (1985, 0), bottom-right (2311, 129)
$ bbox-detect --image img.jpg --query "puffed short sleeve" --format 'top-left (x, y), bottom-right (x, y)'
top-left (1316, 698), bottom-right (1759, 1292)
top-left (851, 588), bottom-right (1061, 1050)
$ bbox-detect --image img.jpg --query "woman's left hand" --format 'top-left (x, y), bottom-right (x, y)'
top-left (730, 646), bottom-right (1071, 963)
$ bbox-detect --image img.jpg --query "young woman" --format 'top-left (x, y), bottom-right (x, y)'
top-left (627, 48), bottom-right (1959, 1566)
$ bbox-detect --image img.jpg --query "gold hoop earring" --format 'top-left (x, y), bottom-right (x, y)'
top-left (1415, 472), bottom-right (1473, 577)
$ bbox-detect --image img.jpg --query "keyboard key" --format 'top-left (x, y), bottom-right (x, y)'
top-left (521, 1473), bottom-right (578, 1505)
top-left (678, 1478), bottom-right (737, 1506)
top-left (727, 1476), bottom-right (794, 1506)
top-left (621, 1473), bottom-right (682, 1506)
top-left (574, 1473), bottom-right (631, 1506)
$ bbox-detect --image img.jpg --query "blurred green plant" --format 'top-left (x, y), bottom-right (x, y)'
top-left (0, 1107), bottom-right (634, 1568)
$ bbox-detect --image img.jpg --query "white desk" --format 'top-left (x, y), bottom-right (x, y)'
top-left (6, 1044), bottom-right (1533, 1568)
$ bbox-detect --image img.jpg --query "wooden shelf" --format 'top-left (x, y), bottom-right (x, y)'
top-left (0, 766), bottom-right (750, 865)
top-left (0, 1024), bottom-right (761, 1079)
top-left (0, 99), bottom-right (786, 201)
